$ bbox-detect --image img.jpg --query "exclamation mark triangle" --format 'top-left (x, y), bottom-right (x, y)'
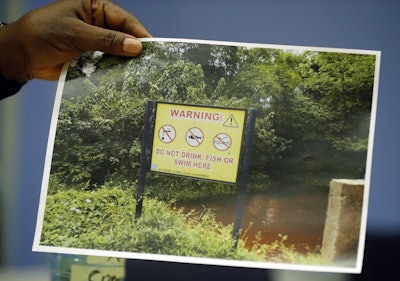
top-left (223, 114), bottom-right (239, 128)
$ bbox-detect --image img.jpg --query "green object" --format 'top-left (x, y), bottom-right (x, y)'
top-left (50, 254), bottom-right (125, 281)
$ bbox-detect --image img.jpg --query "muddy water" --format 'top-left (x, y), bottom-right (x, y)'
top-left (177, 185), bottom-right (329, 252)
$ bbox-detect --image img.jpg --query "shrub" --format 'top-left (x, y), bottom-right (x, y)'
top-left (40, 187), bottom-right (264, 261)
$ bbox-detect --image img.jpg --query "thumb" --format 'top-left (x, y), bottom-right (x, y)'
top-left (73, 23), bottom-right (144, 57)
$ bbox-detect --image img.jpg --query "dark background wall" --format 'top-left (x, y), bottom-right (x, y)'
top-left (1, 0), bottom-right (399, 280)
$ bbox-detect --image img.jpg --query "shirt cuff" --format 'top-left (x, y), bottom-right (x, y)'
top-left (0, 21), bottom-right (26, 100)
top-left (0, 75), bottom-right (26, 100)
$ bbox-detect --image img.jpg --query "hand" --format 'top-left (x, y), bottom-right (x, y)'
top-left (0, 0), bottom-right (151, 82)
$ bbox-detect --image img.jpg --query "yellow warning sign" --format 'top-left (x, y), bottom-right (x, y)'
top-left (150, 102), bottom-right (246, 183)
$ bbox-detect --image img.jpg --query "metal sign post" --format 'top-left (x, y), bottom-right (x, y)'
top-left (231, 108), bottom-right (257, 248)
top-left (135, 100), bottom-right (155, 221)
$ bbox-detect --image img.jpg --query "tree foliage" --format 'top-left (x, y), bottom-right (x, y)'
top-left (50, 42), bottom-right (376, 196)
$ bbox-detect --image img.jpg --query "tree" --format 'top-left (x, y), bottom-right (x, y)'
top-left (50, 42), bottom-right (376, 194)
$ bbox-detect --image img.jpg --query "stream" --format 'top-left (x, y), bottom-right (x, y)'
top-left (177, 184), bottom-right (329, 252)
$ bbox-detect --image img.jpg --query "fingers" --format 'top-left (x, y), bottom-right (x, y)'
top-left (73, 0), bottom-right (151, 56)
top-left (99, 1), bottom-right (151, 39)
top-left (65, 21), bottom-right (145, 57)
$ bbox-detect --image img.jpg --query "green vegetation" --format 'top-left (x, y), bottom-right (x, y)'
top-left (41, 186), bottom-right (327, 265)
top-left (41, 186), bottom-right (261, 260)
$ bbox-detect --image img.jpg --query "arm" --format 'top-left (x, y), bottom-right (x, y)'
top-left (0, 0), bottom-right (150, 98)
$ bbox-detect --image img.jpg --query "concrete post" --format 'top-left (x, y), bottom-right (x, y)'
top-left (321, 179), bottom-right (364, 265)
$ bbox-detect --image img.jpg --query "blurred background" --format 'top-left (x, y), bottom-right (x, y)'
top-left (1, 0), bottom-right (399, 280)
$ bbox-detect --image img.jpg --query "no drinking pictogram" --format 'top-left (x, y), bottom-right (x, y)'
top-left (158, 125), bottom-right (176, 144)
top-left (214, 133), bottom-right (232, 151)
top-left (186, 127), bottom-right (204, 147)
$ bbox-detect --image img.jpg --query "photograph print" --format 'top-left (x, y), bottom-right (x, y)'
top-left (33, 38), bottom-right (380, 273)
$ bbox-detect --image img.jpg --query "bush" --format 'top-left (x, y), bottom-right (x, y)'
top-left (41, 187), bottom-right (136, 250)
top-left (40, 187), bottom-right (265, 261)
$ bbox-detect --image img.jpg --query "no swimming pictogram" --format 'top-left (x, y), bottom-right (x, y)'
top-left (213, 133), bottom-right (232, 151)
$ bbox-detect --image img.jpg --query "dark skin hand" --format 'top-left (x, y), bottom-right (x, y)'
top-left (0, 0), bottom-right (151, 82)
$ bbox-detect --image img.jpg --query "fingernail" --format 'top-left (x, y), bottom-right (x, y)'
top-left (122, 38), bottom-right (142, 55)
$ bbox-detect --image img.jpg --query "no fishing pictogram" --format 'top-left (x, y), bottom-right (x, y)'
top-left (186, 127), bottom-right (204, 147)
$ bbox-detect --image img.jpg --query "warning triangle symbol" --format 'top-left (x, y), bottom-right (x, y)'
top-left (223, 114), bottom-right (239, 128)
